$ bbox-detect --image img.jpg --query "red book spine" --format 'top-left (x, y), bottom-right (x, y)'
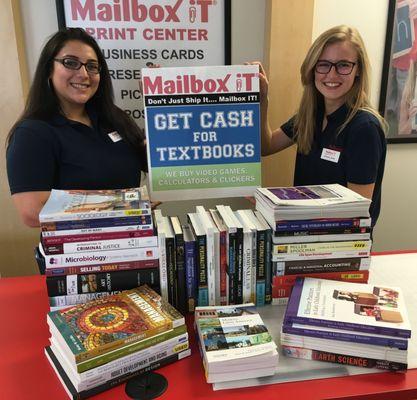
top-left (45, 258), bottom-right (159, 276)
top-left (42, 228), bottom-right (154, 245)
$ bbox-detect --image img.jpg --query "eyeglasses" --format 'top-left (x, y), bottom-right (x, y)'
top-left (54, 58), bottom-right (101, 74)
top-left (314, 60), bottom-right (356, 75)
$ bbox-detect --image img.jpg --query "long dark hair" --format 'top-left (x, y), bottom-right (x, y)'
top-left (7, 28), bottom-right (147, 172)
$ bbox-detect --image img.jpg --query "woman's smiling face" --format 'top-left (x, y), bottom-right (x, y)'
top-left (314, 40), bottom-right (358, 113)
top-left (50, 40), bottom-right (100, 114)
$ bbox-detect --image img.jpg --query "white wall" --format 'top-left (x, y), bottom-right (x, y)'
top-left (313, 0), bottom-right (417, 251)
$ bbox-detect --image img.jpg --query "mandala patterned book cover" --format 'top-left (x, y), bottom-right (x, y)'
top-left (48, 285), bottom-right (184, 363)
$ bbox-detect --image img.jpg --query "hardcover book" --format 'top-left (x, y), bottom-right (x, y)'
top-left (40, 187), bottom-right (151, 222)
top-left (47, 285), bottom-right (185, 366)
top-left (284, 278), bottom-right (412, 338)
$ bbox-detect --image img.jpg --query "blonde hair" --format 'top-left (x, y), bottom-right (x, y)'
top-left (294, 25), bottom-right (387, 154)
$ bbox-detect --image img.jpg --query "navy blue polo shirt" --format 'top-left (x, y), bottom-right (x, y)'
top-left (281, 104), bottom-right (386, 226)
top-left (7, 109), bottom-right (145, 193)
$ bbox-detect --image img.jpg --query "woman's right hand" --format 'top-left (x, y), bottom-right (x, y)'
top-left (245, 61), bottom-right (269, 105)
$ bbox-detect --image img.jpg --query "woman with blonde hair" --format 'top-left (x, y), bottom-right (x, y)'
top-left (251, 25), bottom-right (387, 226)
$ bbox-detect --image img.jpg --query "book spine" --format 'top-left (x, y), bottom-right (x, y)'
top-left (41, 224), bottom-right (153, 238)
top-left (273, 270), bottom-right (369, 288)
top-left (275, 218), bottom-right (372, 232)
top-left (42, 228), bottom-right (154, 244)
top-left (227, 230), bottom-right (237, 304)
top-left (242, 230), bottom-right (252, 304)
top-left (205, 230), bottom-right (216, 306)
top-left (273, 257), bottom-right (371, 275)
top-left (272, 232), bottom-right (371, 244)
top-left (255, 229), bottom-right (266, 306)
top-left (185, 239), bottom-right (197, 312)
top-left (49, 291), bottom-right (121, 307)
top-left (46, 268), bottom-right (159, 297)
top-left (45, 346), bottom-right (191, 400)
top-left (175, 232), bottom-right (187, 315)
top-left (235, 227), bottom-right (244, 304)
top-left (78, 340), bottom-right (190, 391)
top-left (272, 240), bottom-right (371, 255)
top-left (76, 328), bottom-right (188, 374)
top-left (273, 226), bottom-right (371, 237)
top-left (197, 234), bottom-right (208, 306)
top-left (264, 226), bottom-right (272, 304)
top-left (165, 236), bottom-right (177, 307)
top-left (272, 249), bottom-right (370, 262)
top-left (281, 323), bottom-right (408, 349)
top-left (157, 230), bottom-right (168, 301)
top-left (43, 235), bottom-right (158, 255)
top-left (281, 345), bottom-right (407, 371)
top-left (284, 315), bottom-right (411, 338)
top-left (43, 246), bottom-right (159, 267)
top-left (41, 215), bottom-right (152, 231)
top-left (219, 230), bottom-right (228, 305)
top-left (79, 349), bottom-right (191, 398)
top-left (44, 258), bottom-right (159, 276)
top-left (40, 203), bottom-right (151, 223)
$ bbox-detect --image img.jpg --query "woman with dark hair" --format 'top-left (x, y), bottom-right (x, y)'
top-left (6, 28), bottom-right (147, 227)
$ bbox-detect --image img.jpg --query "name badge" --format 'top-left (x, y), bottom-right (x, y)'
top-left (321, 148), bottom-right (341, 163)
top-left (108, 131), bottom-right (122, 142)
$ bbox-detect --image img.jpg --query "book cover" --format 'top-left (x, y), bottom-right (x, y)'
top-left (284, 278), bottom-right (412, 338)
top-left (48, 285), bottom-right (185, 364)
top-left (257, 184), bottom-right (370, 208)
top-left (142, 65), bottom-right (262, 201)
top-left (194, 304), bottom-right (277, 370)
top-left (40, 187), bottom-right (151, 222)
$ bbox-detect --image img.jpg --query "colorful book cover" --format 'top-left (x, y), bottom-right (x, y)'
top-left (48, 285), bottom-right (185, 364)
top-left (284, 278), bottom-right (412, 338)
top-left (195, 304), bottom-right (276, 369)
top-left (40, 187), bottom-right (151, 222)
top-left (142, 65), bottom-right (261, 201)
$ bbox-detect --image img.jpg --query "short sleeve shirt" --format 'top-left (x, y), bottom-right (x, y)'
top-left (7, 109), bottom-right (145, 194)
top-left (281, 104), bottom-right (386, 226)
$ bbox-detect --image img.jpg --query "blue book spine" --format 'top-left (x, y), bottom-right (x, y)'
top-left (275, 219), bottom-right (369, 232)
top-left (185, 240), bottom-right (197, 312)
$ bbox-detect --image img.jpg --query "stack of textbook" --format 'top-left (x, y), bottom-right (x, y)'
top-left (195, 304), bottom-right (278, 389)
top-left (255, 184), bottom-right (372, 304)
top-left (281, 277), bottom-right (411, 371)
top-left (38, 188), bottom-right (160, 310)
top-left (155, 205), bottom-right (272, 313)
top-left (45, 285), bottom-right (190, 399)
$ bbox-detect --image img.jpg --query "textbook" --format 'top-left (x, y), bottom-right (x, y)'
top-left (39, 187), bottom-right (151, 222)
top-left (255, 184), bottom-right (371, 224)
top-left (195, 304), bottom-right (278, 383)
top-left (47, 285), bottom-right (185, 369)
top-left (284, 278), bottom-right (412, 338)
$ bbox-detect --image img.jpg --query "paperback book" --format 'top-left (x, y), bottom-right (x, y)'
top-left (284, 278), bottom-right (412, 338)
top-left (40, 187), bottom-right (151, 222)
top-left (47, 285), bottom-right (185, 367)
